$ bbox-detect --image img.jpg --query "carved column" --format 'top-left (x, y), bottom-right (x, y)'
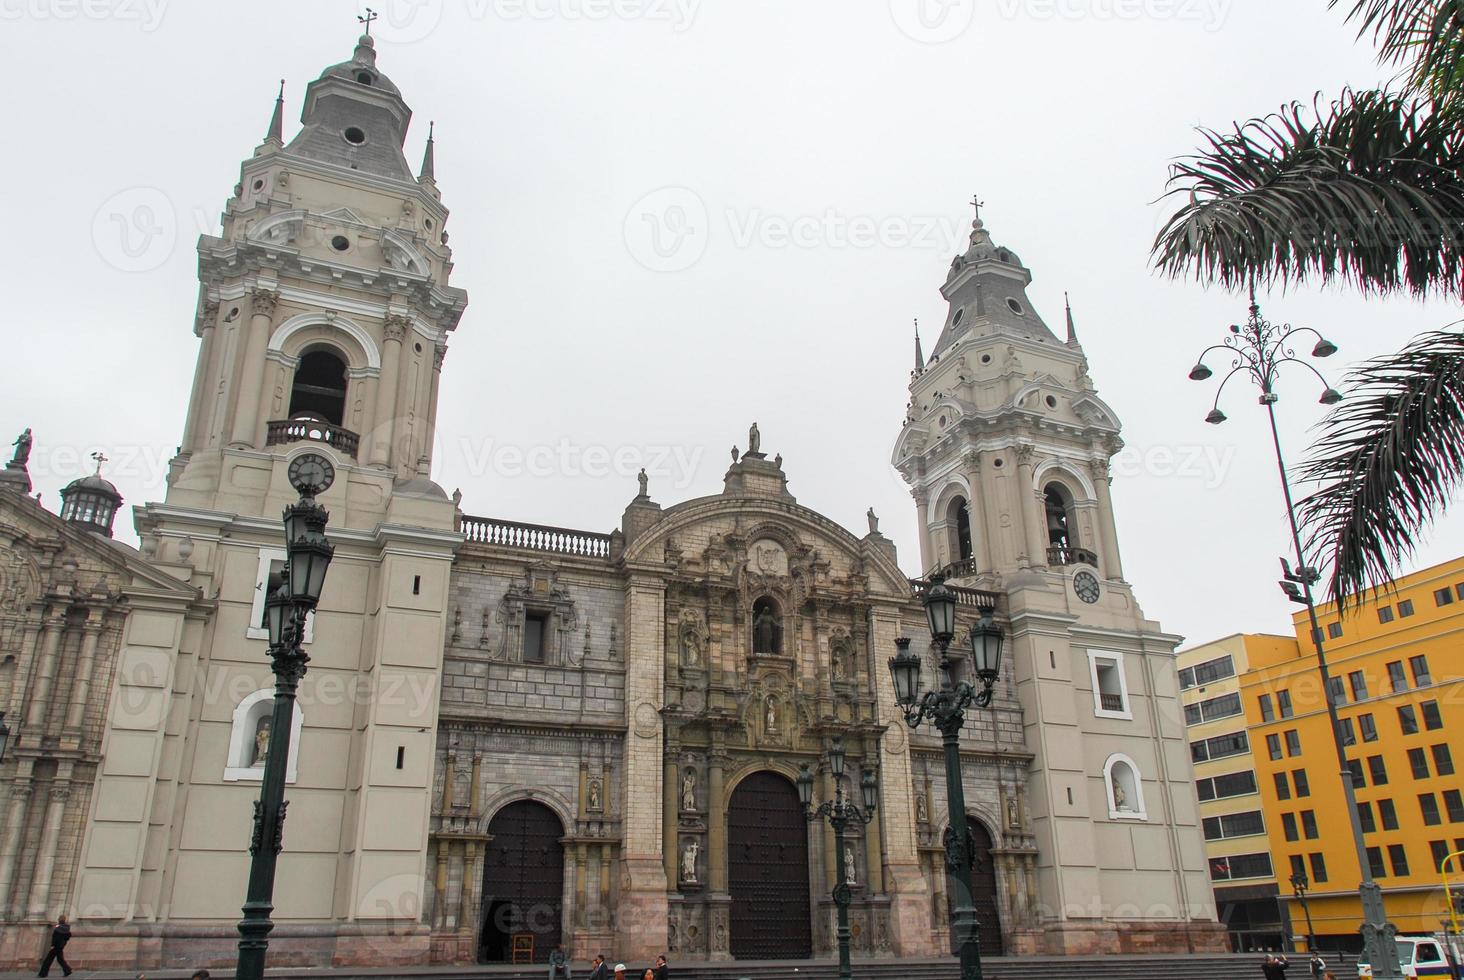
top-left (458, 841), bottom-right (476, 934)
top-left (229, 286), bottom-right (279, 447)
top-left (707, 745), bottom-right (727, 893)
top-left (181, 301), bottom-right (220, 451)
top-left (0, 776), bottom-right (33, 916)
top-left (1090, 458), bottom-right (1124, 579)
top-left (468, 838), bottom-right (486, 937)
top-left (575, 843), bottom-right (588, 929)
top-left (967, 452), bottom-right (996, 572)
top-left (349, 367), bottom-right (378, 447)
top-left (27, 774), bottom-right (71, 917)
top-left (63, 610), bottom-right (106, 734)
top-left (864, 742), bottom-right (885, 894)
top-left (1015, 445), bottom-right (1047, 568)
top-left (912, 489), bottom-right (932, 575)
top-left (434, 844), bottom-right (450, 931)
top-left (370, 314), bottom-right (408, 467)
top-left (25, 608), bottom-right (67, 730)
top-left (662, 737), bottom-right (680, 891)
top-left (424, 342), bottom-right (447, 470)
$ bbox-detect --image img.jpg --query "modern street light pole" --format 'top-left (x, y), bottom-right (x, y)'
top-left (798, 738), bottom-right (878, 980)
top-left (1188, 293), bottom-right (1401, 979)
top-left (1289, 871), bottom-right (1318, 973)
top-left (888, 575), bottom-right (1003, 980)
top-left (236, 453), bottom-right (337, 980)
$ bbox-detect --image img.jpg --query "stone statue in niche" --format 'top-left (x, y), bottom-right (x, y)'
top-left (681, 838), bottom-right (700, 883)
top-left (1007, 796), bottom-right (1021, 829)
top-left (765, 695), bottom-right (778, 733)
top-left (1113, 780), bottom-right (1128, 811)
top-left (251, 714), bottom-right (272, 767)
top-left (588, 778), bottom-right (603, 811)
top-left (681, 770), bottom-right (696, 811)
top-left (916, 792), bottom-right (929, 824)
top-left (844, 844), bottom-right (857, 885)
top-left (752, 599), bottom-right (781, 655)
top-left (682, 630), bottom-right (701, 667)
top-left (453, 770), bottom-right (469, 807)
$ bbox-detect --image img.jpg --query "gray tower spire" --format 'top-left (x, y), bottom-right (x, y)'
top-left (265, 79), bottom-right (285, 145)
top-left (913, 318), bottom-right (925, 373)
top-left (419, 120), bottom-right (436, 182)
top-left (1065, 291), bottom-right (1081, 347)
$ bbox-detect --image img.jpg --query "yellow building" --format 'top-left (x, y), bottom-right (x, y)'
top-left (1236, 556), bottom-right (1464, 953)
top-left (1178, 633), bottom-right (1299, 951)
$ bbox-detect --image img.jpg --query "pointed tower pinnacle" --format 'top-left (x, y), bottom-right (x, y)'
top-left (419, 120), bottom-right (436, 182)
top-left (913, 318), bottom-right (925, 373)
top-left (1065, 292), bottom-right (1081, 347)
top-left (258, 80), bottom-right (285, 153)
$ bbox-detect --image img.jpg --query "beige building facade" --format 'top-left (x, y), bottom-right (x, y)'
top-left (0, 33), bottom-right (1221, 971)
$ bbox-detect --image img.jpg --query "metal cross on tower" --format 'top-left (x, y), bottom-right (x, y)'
top-left (357, 7), bottom-right (378, 34)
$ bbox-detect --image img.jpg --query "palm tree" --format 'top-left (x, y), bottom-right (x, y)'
top-left (1153, 0), bottom-right (1464, 608)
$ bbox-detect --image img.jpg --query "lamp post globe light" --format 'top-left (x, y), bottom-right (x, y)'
top-left (798, 737), bottom-right (878, 980)
top-left (235, 452), bottom-right (336, 980)
top-left (887, 574), bottom-right (1002, 980)
top-left (1289, 870), bottom-right (1321, 975)
top-left (1189, 294), bottom-right (1401, 979)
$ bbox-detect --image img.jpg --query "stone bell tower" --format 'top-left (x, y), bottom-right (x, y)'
top-left (891, 204), bottom-right (1221, 954)
top-left (70, 34), bottom-right (471, 965)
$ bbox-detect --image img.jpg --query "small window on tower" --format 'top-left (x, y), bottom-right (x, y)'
top-left (343, 127), bottom-right (367, 145)
top-left (356, 71), bottom-right (374, 85)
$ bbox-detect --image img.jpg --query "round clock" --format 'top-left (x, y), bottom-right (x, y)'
top-left (1074, 570), bottom-right (1101, 604)
top-left (287, 452), bottom-right (336, 496)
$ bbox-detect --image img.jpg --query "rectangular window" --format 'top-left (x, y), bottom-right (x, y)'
top-left (1348, 670), bottom-right (1369, 701)
top-left (1367, 845), bottom-right (1387, 877)
top-left (1436, 586), bottom-right (1455, 607)
top-left (1379, 797), bottom-right (1399, 831)
top-left (1177, 666), bottom-right (1194, 690)
top-left (1326, 676), bottom-right (1346, 705)
top-left (1267, 733), bottom-right (1283, 761)
top-left (1410, 747), bottom-right (1431, 780)
top-left (1410, 654), bottom-right (1432, 686)
top-left (1210, 852), bottom-right (1274, 881)
top-left (1379, 606), bottom-right (1395, 624)
top-left (1258, 694), bottom-right (1275, 722)
top-left (1309, 852), bottom-right (1328, 883)
top-left (1388, 843), bottom-right (1410, 876)
top-left (1446, 789), bottom-right (1464, 823)
top-left (1196, 770), bottom-right (1258, 801)
top-left (1359, 713), bottom-right (1379, 742)
top-left (1327, 621), bottom-right (1343, 639)
top-left (1292, 769), bottom-right (1310, 798)
top-left (1189, 692), bottom-right (1242, 724)
top-left (1357, 801), bottom-right (1376, 834)
top-left (1421, 793), bottom-right (1443, 826)
top-left (1289, 854), bottom-right (1306, 879)
top-left (1398, 598), bottom-right (1416, 618)
top-left (1301, 810), bottom-right (1319, 840)
top-left (1184, 702), bottom-right (1200, 726)
top-left (1433, 744), bottom-right (1455, 777)
top-left (1281, 812), bottom-right (1299, 842)
top-left (1204, 810), bottom-right (1266, 841)
top-left (1186, 655), bottom-right (1236, 687)
top-left (1398, 704), bottom-right (1419, 735)
top-left (1286, 730), bottom-right (1302, 757)
top-left (1339, 717), bottom-right (1357, 746)
top-left (1388, 660), bottom-right (1408, 692)
top-left (1274, 771), bottom-right (1292, 801)
top-left (1192, 731), bottom-right (1249, 762)
top-left (1090, 653), bottom-right (1131, 718)
top-left (1277, 690), bottom-right (1294, 718)
top-left (1423, 700), bottom-right (1443, 730)
top-left (1368, 754), bottom-right (1389, 785)
top-left (1431, 840), bottom-right (1451, 869)
top-left (522, 611), bottom-right (548, 664)
top-left (1348, 758), bottom-right (1366, 788)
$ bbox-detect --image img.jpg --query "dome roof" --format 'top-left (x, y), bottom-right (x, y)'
top-left (63, 473), bottom-right (121, 499)
top-left (317, 34), bottom-right (401, 97)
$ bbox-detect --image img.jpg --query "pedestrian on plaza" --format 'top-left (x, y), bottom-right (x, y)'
top-left (642, 970), bottom-right (655, 980)
top-left (1261, 953), bottom-right (1290, 979)
top-left (613, 963), bottom-right (627, 980)
top-left (653, 953), bottom-right (669, 980)
top-left (191, 972), bottom-right (211, 979)
top-left (550, 943), bottom-right (572, 979)
top-left (588, 954), bottom-right (609, 980)
top-left (1308, 952), bottom-right (1326, 978)
top-left (37, 915), bottom-right (73, 977)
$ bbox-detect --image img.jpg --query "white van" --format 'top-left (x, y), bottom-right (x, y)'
top-left (1356, 936), bottom-right (1457, 977)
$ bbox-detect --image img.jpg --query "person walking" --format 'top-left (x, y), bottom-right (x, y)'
top-left (613, 963), bottom-right (627, 980)
top-left (653, 954), bottom-right (669, 980)
top-left (588, 954), bottom-right (609, 980)
top-left (549, 943), bottom-right (571, 980)
top-left (1262, 953), bottom-right (1291, 979)
top-left (37, 915), bottom-right (73, 977)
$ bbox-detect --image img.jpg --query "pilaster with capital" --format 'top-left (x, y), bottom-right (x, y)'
top-left (370, 314), bottom-right (410, 466)
top-left (182, 299), bottom-right (221, 451)
top-left (1088, 457), bottom-right (1124, 579)
top-left (229, 286), bottom-right (281, 447)
top-left (1014, 444), bottom-right (1047, 568)
top-left (27, 776), bottom-right (72, 918)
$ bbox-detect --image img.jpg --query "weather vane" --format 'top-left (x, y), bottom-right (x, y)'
top-left (358, 7), bottom-right (378, 34)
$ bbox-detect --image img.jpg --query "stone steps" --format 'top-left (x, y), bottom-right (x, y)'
top-left (0, 953), bottom-right (1270, 980)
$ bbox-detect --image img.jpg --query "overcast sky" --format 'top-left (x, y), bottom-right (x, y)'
top-left (4, 0), bottom-right (1461, 647)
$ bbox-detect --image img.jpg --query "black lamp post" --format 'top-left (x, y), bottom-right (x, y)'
top-left (798, 737), bottom-right (877, 980)
top-left (1189, 293), bottom-right (1400, 979)
top-left (888, 574), bottom-right (1002, 980)
top-left (236, 453), bottom-right (336, 980)
top-left (1289, 871), bottom-right (1320, 975)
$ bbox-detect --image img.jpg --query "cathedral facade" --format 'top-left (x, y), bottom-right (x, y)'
top-left (0, 34), bottom-right (1222, 972)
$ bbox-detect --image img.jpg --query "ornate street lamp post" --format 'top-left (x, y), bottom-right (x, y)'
top-left (798, 738), bottom-right (877, 980)
top-left (1189, 293), bottom-right (1400, 979)
top-left (888, 574), bottom-right (1002, 980)
top-left (236, 453), bottom-right (337, 980)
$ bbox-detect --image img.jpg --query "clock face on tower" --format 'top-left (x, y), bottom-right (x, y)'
top-left (287, 453), bottom-right (336, 496)
top-left (1073, 571), bottom-right (1101, 604)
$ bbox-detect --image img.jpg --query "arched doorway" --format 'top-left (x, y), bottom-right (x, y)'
top-left (288, 348), bottom-right (348, 425)
top-left (947, 817), bottom-right (1004, 956)
top-left (479, 800), bottom-right (564, 964)
top-left (728, 771), bottom-right (811, 959)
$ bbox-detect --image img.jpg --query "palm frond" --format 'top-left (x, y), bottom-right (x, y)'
top-left (1152, 89), bottom-right (1464, 298)
top-left (1298, 329), bottom-right (1464, 609)
top-left (1335, 0), bottom-right (1464, 106)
